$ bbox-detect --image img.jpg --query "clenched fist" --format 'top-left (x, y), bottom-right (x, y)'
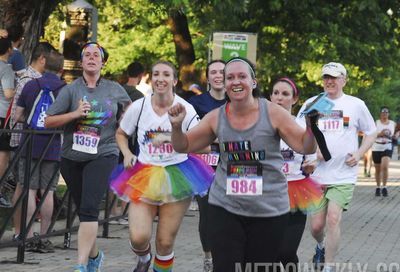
top-left (168, 103), bottom-right (186, 128)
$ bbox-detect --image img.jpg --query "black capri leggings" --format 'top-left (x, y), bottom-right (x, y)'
top-left (276, 211), bottom-right (307, 272)
top-left (208, 204), bottom-right (289, 272)
top-left (60, 155), bottom-right (118, 222)
top-left (196, 193), bottom-right (211, 252)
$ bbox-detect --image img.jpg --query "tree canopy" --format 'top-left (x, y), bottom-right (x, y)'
top-left (2, 0), bottom-right (400, 119)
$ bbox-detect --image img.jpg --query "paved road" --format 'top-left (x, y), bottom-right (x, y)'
top-left (1, 160), bottom-right (400, 272)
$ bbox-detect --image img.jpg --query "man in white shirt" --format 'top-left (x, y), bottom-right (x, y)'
top-left (297, 62), bottom-right (377, 272)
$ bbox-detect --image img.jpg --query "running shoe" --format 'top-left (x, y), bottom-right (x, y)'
top-left (108, 219), bottom-right (119, 225)
top-left (375, 188), bottom-right (381, 196)
top-left (87, 250), bottom-right (104, 272)
top-left (382, 187), bottom-right (388, 197)
top-left (25, 240), bottom-right (38, 252)
top-left (25, 233), bottom-right (40, 252)
top-left (118, 218), bottom-right (129, 225)
top-left (12, 234), bottom-right (20, 242)
top-left (73, 264), bottom-right (87, 272)
top-left (312, 245), bottom-right (325, 270)
top-left (189, 200), bottom-right (199, 211)
top-left (133, 254), bottom-right (152, 272)
top-left (36, 239), bottom-right (55, 253)
top-left (364, 169), bottom-right (371, 178)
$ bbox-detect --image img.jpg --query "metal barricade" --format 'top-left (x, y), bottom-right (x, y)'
top-left (0, 128), bottom-right (128, 264)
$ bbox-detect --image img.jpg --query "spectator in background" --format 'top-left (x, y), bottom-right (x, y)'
top-left (395, 118), bottom-right (400, 160)
top-left (363, 148), bottom-right (372, 178)
top-left (189, 83), bottom-right (202, 95)
top-left (6, 24), bottom-right (26, 76)
top-left (0, 29), bottom-right (7, 38)
top-left (136, 71), bottom-right (152, 96)
top-left (371, 106), bottom-right (396, 197)
top-left (359, 131), bottom-right (372, 178)
top-left (0, 37), bottom-right (15, 208)
top-left (10, 42), bottom-right (57, 149)
top-left (123, 61), bottom-right (145, 102)
top-left (11, 42), bottom-right (58, 235)
top-left (12, 50), bottom-right (65, 252)
top-left (175, 80), bottom-right (197, 101)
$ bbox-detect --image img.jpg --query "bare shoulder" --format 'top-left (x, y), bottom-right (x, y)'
top-left (266, 99), bottom-right (289, 128)
top-left (202, 107), bottom-right (220, 134)
top-left (205, 107), bottom-right (220, 119)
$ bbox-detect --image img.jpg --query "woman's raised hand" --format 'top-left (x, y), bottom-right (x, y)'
top-left (168, 103), bottom-right (186, 128)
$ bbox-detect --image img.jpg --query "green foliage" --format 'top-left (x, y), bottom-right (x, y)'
top-left (237, 0), bottom-right (400, 118)
top-left (42, 3), bottom-right (67, 50)
top-left (43, 0), bottom-right (400, 115)
top-left (95, 0), bottom-right (175, 75)
top-left (44, 0), bottom-right (177, 77)
top-left (44, 0), bottom-right (251, 81)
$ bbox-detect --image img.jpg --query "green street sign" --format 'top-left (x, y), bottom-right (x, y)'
top-left (211, 32), bottom-right (257, 64)
top-left (222, 40), bottom-right (248, 60)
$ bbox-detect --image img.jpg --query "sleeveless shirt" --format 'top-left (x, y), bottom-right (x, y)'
top-left (208, 98), bottom-right (289, 217)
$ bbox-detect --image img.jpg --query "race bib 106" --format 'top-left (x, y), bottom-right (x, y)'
top-left (199, 153), bottom-right (219, 166)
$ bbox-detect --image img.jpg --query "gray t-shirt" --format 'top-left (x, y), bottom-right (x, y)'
top-left (46, 77), bottom-right (131, 161)
top-left (0, 60), bottom-right (15, 117)
top-left (208, 98), bottom-right (289, 217)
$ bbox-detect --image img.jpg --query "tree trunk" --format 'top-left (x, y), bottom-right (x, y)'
top-left (167, 8), bottom-right (199, 90)
top-left (0, 0), bottom-right (62, 64)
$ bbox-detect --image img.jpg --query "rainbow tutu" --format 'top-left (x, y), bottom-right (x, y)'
top-left (288, 177), bottom-right (323, 214)
top-left (110, 155), bottom-right (214, 205)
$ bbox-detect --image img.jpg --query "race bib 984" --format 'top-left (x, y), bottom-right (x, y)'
top-left (226, 177), bottom-right (262, 196)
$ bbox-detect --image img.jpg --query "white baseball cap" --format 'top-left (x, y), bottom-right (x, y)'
top-left (321, 62), bottom-right (347, 77)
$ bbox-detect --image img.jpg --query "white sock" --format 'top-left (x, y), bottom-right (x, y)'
top-left (156, 251), bottom-right (174, 261)
top-left (138, 253), bottom-right (151, 263)
top-left (317, 241), bottom-right (325, 249)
